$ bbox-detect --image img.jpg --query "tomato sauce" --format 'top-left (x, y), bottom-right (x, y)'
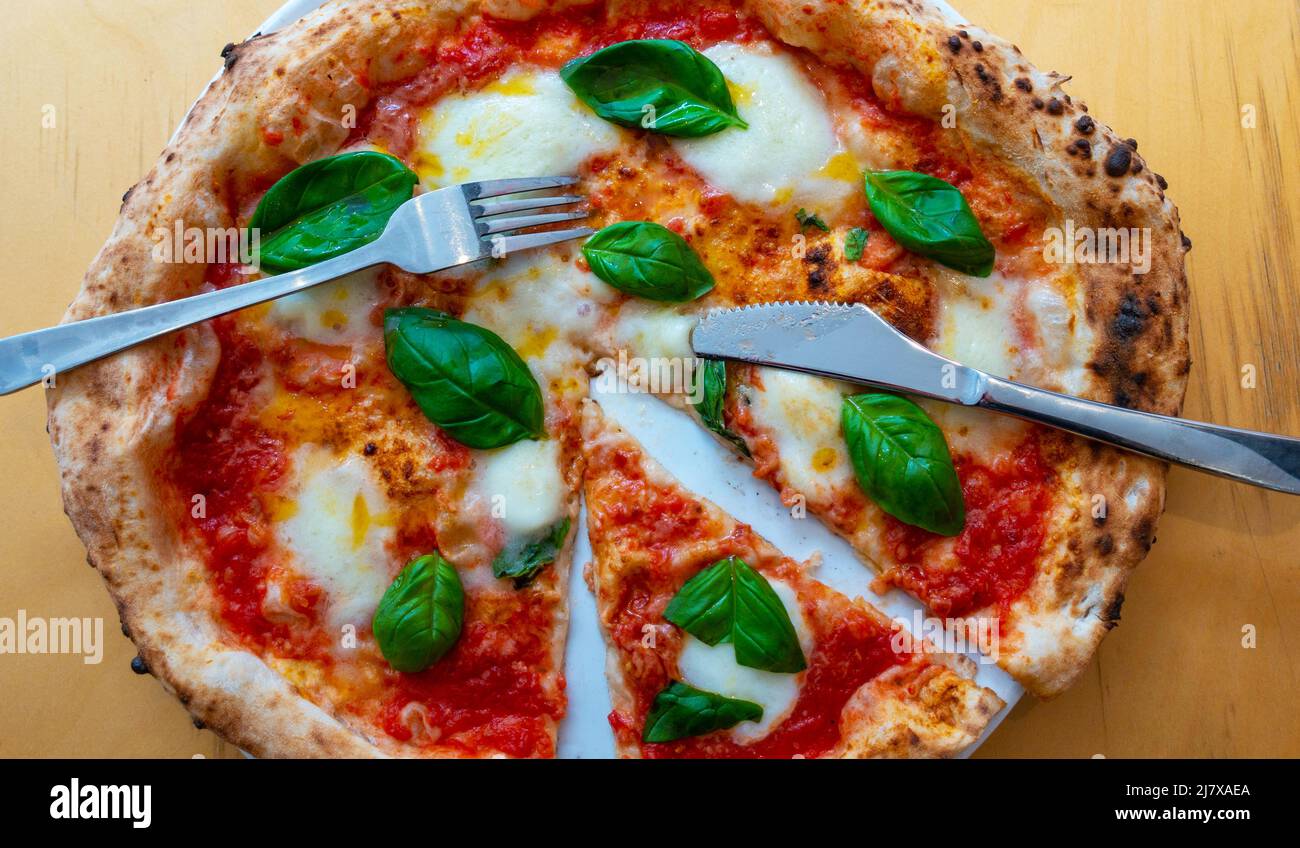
top-left (380, 594), bottom-right (563, 758)
top-left (170, 304), bottom-right (312, 653)
top-left (883, 435), bottom-right (1054, 619)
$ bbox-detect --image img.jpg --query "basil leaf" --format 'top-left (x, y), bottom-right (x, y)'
top-left (384, 307), bottom-right (545, 449)
top-left (642, 681), bottom-right (763, 743)
top-left (689, 359), bottom-right (750, 457)
top-left (582, 221), bottom-right (715, 302)
top-left (844, 227), bottom-right (869, 262)
top-left (863, 170), bottom-right (994, 277)
top-left (795, 208), bottom-right (829, 232)
top-left (492, 517), bottom-right (571, 589)
top-left (251, 151), bottom-right (417, 273)
top-left (561, 39), bottom-right (747, 138)
top-left (373, 553), bottom-right (465, 673)
top-left (841, 392), bottom-right (965, 536)
top-left (664, 556), bottom-right (806, 673)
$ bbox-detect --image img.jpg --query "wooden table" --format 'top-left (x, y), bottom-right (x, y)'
top-left (1, 0), bottom-right (1296, 758)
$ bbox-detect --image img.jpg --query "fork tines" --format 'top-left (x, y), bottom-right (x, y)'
top-left (465, 176), bottom-right (592, 253)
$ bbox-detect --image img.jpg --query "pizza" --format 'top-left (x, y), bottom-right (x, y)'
top-left (580, 400), bottom-right (1003, 758)
top-left (46, 0), bottom-right (1188, 757)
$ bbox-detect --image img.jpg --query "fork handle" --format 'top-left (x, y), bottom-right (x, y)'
top-left (0, 242), bottom-right (385, 396)
top-left (980, 375), bottom-right (1300, 495)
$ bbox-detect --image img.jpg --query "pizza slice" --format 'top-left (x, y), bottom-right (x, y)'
top-left (714, 365), bottom-right (1128, 699)
top-left (579, 400), bottom-right (1003, 758)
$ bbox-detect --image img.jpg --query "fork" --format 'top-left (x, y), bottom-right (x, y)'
top-left (0, 176), bottom-right (591, 395)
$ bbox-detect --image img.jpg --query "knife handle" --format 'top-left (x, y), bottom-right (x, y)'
top-left (979, 376), bottom-right (1300, 495)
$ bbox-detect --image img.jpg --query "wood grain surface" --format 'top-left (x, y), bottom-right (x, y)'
top-left (0, 0), bottom-right (1296, 758)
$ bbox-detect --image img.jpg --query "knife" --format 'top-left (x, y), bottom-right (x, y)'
top-left (691, 301), bottom-right (1300, 495)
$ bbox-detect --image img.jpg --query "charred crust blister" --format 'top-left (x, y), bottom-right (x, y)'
top-left (1104, 593), bottom-right (1125, 626)
top-left (1105, 143), bottom-right (1135, 177)
top-left (1134, 520), bottom-right (1155, 552)
top-left (803, 243), bottom-right (833, 290)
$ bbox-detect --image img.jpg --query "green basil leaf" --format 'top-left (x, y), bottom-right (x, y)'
top-left (795, 208), bottom-right (830, 232)
top-left (663, 556), bottom-right (806, 673)
top-left (841, 392), bottom-right (966, 536)
top-left (582, 221), bottom-right (715, 302)
top-left (251, 151), bottom-right (417, 273)
top-left (689, 359), bottom-right (750, 456)
top-left (384, 307), bottom-right (545, 449)
top-left (561, 39), bottom-right (747, 138)
top-left (642, 681), bottom-right (763, 743)
top-left (844, 227), bottom-right (869, 262)
top-left (863, 170), bottom-right (994, 277)
top-left (372, 553), bottom-right (465, 673)
top-left (492, 517), bottom-right (571, 589)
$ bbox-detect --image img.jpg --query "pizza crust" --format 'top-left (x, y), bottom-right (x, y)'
top-left (47, 0), bottom-right (1188, 754)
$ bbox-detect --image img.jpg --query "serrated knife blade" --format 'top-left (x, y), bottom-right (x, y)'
top-left (691, 301), bottom-right (986, 406)
top-left (690, 300), bottom-right (1300, 495)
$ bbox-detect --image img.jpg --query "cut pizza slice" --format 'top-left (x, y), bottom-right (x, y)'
top-left (580, 399), bottom-right (1003, 758)
top-left (710, 361), bottom-right (1151, 699)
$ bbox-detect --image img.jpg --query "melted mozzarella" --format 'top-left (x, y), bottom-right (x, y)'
top-left (604, 304), bottom-right (699, 397)
top-left (268, 267), bottom-right (383, 347)
top-left (417, 69), bottom-right (621, 187)
top-left (671, 43), bottom-right (857, 210)
top-left (611, 303), bottom-right (697, 362)
top-left (461, 252), bottom-right (612, 379)
top-left (917, 400), bottom-right (1027, 458)
top-left (677, 580), bottom-right (810, 743)
top-left (934, 268), bottom-right (1093, 395)
top-left (275, 447), bottom-right (396, 631)
top-left (747, 368), bottom-right (856, 498)
top-left (471, 438), bottom-right (565, 538)
top-left (932, 270), bottom-right (1021, 380)
top-left (1022, 280), bottom-right (1094, 394)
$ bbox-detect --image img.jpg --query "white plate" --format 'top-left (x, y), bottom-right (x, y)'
top-left (200, 0), bottom-right (1020, 759)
